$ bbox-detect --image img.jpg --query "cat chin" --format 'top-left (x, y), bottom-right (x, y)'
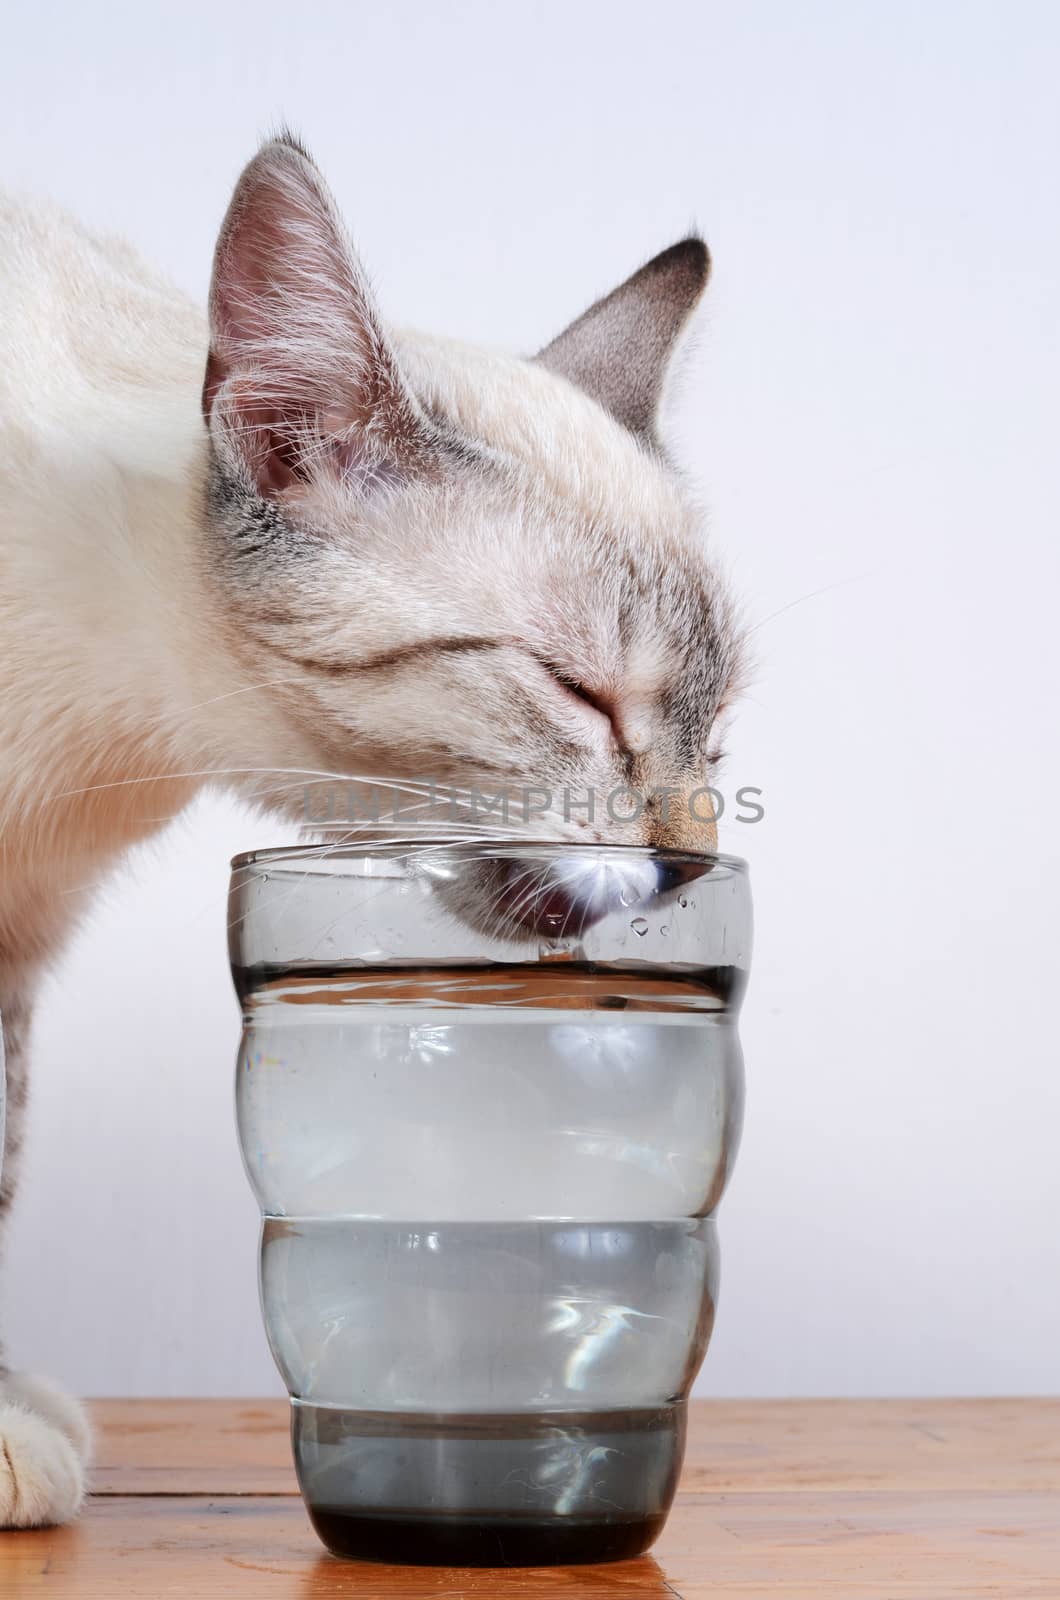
top-left (419, 850), bottom-right (683, 944)
top-left (287, 832), bottom-right (705, 943)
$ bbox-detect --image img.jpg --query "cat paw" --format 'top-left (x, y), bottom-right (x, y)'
top-left (0, 1375), bottom-right (91, 1528)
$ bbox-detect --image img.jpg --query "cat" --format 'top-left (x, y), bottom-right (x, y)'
top-left (0, 133), bottom-right (743, 1524)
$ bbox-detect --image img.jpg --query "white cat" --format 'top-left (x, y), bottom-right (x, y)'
top-left (0, 134), bottom-right (742, 1524)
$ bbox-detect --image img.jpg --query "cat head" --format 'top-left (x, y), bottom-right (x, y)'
top-left (201, 136), bottom-right (744, 928)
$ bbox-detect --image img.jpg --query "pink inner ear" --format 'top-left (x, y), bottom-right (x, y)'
top-left (253, 416), bottom-right (307, 495)
top-left (205, 368), bottom-right (310, 493)
top-left (203, 141), bottom-right (418, 496)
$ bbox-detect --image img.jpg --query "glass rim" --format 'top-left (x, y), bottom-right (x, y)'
top-left (231, 840), bottom-right (749, 875)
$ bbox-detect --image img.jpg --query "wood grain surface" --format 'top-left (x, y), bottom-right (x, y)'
top-left (4, 1398), bottom-right (1059, 1597)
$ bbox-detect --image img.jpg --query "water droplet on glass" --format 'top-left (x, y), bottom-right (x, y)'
top-left (677, 894), bottom-right (688, 909)
top-left (660, 924), bottom-right (669, 936)
top-left (631, 917), bottom-right (649, 937)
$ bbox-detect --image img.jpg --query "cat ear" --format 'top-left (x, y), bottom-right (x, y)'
top-left (203, 135), bottom-right (425, 496)
top-left (535, 238), bottom-right (710, 441)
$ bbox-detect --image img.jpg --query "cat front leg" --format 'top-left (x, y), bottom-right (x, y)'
top-left (0, 990), bottom-right (92, 1527)
top-left (0, 1374), bottom-right (90, 1526)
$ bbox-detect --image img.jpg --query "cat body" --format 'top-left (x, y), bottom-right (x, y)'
top-left (0, 138), bottom-right (741, 1523)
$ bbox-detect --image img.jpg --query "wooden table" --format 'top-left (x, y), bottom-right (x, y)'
top-left (5, 1399), bottom-right (1058, 1597)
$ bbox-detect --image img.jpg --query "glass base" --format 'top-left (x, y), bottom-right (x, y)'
top-left (293, 1400), bottom-right (686, 1568)
top-left (307, 1506), bottom-right (666, 1566)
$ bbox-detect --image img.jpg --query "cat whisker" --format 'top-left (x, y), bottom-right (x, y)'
top-left (223, 828), bottom-right (523, 935)
top-left (746, 572), bottom-right (869, 635)
top-left (44, 765), bottom-right (473, 809)
top-left (142, 678), bottom-right (308, 730)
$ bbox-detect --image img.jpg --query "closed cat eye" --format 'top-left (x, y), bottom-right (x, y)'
top-left (538, 660), bottom-right (616, 724)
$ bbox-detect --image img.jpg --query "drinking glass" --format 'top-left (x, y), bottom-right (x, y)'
top-left (229, 842), bottom-right (750, 1566)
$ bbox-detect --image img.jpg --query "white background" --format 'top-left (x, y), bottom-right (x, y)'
top-left (2, 1), bottom-right (1058, 1398)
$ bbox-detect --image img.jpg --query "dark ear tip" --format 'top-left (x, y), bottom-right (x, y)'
top-left (681, 235), bottom-right (712, 282)
top-left (646, 236), bottom-right (711, 289)
top-left (251, 127), bottom-right (318, 178)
